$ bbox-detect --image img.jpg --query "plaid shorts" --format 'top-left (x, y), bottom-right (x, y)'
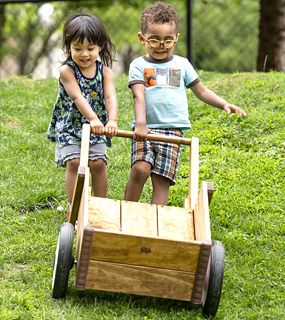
top-left (131, 128), bottom-right (183, 185)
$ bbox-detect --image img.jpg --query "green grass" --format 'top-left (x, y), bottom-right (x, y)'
top-left (0, 72), bottom-right (285, 319)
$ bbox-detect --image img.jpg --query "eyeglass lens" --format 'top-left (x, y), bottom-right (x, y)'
top-left (149, 39), bottom-right (175, 48)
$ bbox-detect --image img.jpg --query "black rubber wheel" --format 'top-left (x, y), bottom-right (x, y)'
top-left (202, 241), bottom-right (225, 317)
top-left (52, 222), bottom-right (74, 299)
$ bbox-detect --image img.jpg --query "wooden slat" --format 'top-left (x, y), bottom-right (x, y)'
top-left (85, 260), bottom-right (195, 301)
top-left (88, 197), bottom-right (120, 231)
top-left (207, 181), bottom-right (215, 205)
top-left (76, 225), bottom-right (94, 290)
top-left (69, 166), bottom-right (85, 225)
top-left (189, 137), bottom-right (199, 211)
top-left (157, 205), bottom-right (194, 241)
top-left (191, 242), bottom-right (212, 305)
top-left (194, 182), bottom-right (211, 241)
top-left (89, 230), bottom-right (201, 272)
top-left (121, 200), bottom-right (157, 237)
top-left (80, 123), bottom-right (90, 167)
top-left (76, 167), bottom-right (90, 266)
top-left (116, 129), bottom-right (192, 145)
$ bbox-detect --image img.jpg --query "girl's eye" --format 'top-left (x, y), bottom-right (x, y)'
top-left (88, 47), bottom-right (95, 51)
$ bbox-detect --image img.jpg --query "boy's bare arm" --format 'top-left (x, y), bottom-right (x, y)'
top-left (131, 83), bottom-right (150, 141)
top-left (191, 81), bottom-right (247, 116)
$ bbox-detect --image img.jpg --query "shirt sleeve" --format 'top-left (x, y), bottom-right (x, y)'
top-left (128, 58), bottom-right (145, 88)
top-left (184, 58), bottom-right (200, 88)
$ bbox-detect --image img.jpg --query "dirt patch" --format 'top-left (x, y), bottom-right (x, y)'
top-left (4, 119), bottom-right (20, 129)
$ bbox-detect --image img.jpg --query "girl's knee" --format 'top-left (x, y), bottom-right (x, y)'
top-left (89, 158), bottom-right (106, 173)
top-left (66, 158), bottom-right (80, 171)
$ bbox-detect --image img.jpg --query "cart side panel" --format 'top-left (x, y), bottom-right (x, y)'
top-left (157, 205), bottom-right (195, 241)
top-left (89, 230), bottom-right (201, 272)
top-left (191, 242), bottom-right (212, 305)
top-left (88, 197), bottom-right (121, 231)
top-left (121, 201), bottom-right (157, 236)
top-left (76, 167), bottom-right (90, 269)
top-left (76, 224), bottom-right (94, 290)
top-left (85, 260), bottom-right (195, 301)
top-left (194, 181), bottom-right (211, 241)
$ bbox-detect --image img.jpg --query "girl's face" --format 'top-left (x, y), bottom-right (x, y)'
top-left (70, 38), bottom-right (100, 71)
top-left (138, 22), bottom-right (178, 61)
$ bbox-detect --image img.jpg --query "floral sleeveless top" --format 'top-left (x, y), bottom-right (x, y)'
top-left (46, 59), bottom-right (111, 148)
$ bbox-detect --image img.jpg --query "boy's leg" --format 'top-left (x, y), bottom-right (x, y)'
top-left (89, 159), bottom-right (108, 197)
top-left (65, 158), bottom-right (80, 203)
top-left (124, 160), bottom-right (152, 202)
top-left (151, 173), bottom-right (171, 205)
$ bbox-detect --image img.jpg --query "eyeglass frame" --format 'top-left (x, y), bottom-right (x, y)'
top-left (140, 32), bottom-right (179, 49)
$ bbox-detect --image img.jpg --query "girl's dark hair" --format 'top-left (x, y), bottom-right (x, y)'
top-left (141, 1), bottom-right (179, 34)
top-left (62, 10), bottom-right (115, 67)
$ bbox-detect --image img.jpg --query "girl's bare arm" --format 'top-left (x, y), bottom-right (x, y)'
top-left (60, 65), bottom-right (104, 135)
top-left (103, 66), bottom-right (118, 137)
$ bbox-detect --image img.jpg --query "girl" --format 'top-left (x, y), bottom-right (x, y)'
top-left (46, 10), bottom-right (118, 214)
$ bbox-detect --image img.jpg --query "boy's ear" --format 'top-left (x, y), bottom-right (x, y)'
top-left (137, 31), bottom-right (144, 43)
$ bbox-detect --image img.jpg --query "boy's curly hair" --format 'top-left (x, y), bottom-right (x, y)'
top-left (140, 1), bottom-right (179, 34)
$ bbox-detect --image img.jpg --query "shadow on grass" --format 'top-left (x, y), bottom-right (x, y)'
top-left (63, 287), bottom-right (202, 314)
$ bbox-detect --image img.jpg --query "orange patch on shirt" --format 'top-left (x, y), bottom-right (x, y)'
top-left (144, 68), bottom-right (156, 87)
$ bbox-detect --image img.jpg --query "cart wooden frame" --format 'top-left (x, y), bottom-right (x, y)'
top-left (52, 124), bottom-right (225, 317)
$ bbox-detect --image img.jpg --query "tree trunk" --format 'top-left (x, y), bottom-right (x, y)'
top-left (257, 0), bottom-right (285, 71)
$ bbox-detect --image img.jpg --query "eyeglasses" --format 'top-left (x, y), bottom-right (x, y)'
top-left (141, 33), bottom-right (179, 49)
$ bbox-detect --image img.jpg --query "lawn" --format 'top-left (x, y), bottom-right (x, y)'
top-left (0, 71), bottom-right (284, 319)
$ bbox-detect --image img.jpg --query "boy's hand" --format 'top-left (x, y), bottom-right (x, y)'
top-left (223, 103), bottom-right (247, 116)
top-left (104, 119), bottom-right (118, 138)
top-left (134, 124), bottom-right (150, 141)
top-left (90, 118), bottom-right (105, 135)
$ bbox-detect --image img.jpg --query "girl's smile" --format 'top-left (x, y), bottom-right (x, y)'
top-left (70, 38), bottom-right (100, 72)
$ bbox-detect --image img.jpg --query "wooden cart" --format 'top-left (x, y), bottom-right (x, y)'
top-left (52, 124), bottom-right (225, 317)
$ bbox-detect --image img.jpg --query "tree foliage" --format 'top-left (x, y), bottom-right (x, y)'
top-left (0, 0), bottom-right (284, 76)
top-left (0, 2), bottom-right (73, 75)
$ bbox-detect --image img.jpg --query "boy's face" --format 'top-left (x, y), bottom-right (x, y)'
top-left (138, 22), bottom-right (178, 61)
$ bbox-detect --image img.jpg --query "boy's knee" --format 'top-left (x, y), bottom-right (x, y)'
top-left (131, 161), bottom-right (151, 181)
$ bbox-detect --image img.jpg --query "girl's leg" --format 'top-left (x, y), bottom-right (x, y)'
top-left (65, 158), bottom-right (80, 204)
top-left (124, 161), bottom-right (152, 202)
top-left (89, 159), bottom-right (108, 197)
top-left (151, 173), bottom-right (171, 205)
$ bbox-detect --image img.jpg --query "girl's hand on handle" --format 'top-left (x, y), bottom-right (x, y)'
top-left (104, 119), bottom-right (118, 138)
top-left (90, 118), bottom-right (105, 135)
top-left (133, 124), bottom-right (150, 141)
top-left (223, 103), bottom-right (247, 116)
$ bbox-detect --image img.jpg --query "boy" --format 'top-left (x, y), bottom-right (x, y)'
top-left (124, 1), bottom-right (246, 205)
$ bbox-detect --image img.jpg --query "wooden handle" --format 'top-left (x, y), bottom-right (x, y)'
top-left (116, 129), bottom-right (192, 145)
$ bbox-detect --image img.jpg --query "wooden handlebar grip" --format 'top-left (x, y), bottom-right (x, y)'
top-left (116, 129), bottom-right (192, 145)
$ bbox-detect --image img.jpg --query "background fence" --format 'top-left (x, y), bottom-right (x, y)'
top-left (0, 0), bottom-right (259, 79)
